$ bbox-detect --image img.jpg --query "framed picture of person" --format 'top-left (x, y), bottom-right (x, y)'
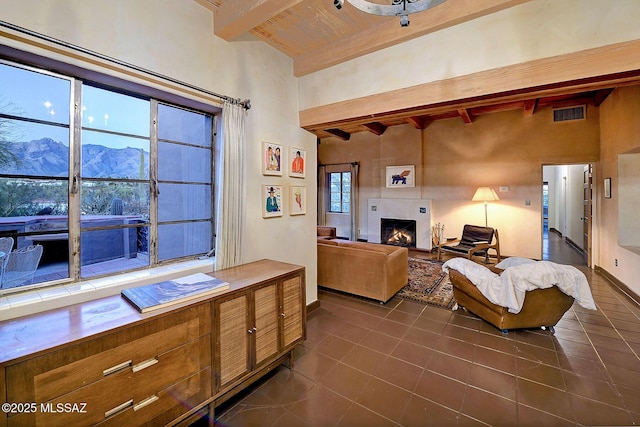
top-left (262, 184), bottom-right (283, 218)
top-left (289, 186), bottom-right (306, 215)
top-left (262, 141), bottom-right (283, 176)
top-left (289, 147), bottom-right (306, 178)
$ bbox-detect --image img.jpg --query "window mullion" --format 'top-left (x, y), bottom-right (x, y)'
top-left (149, 99), bottom-right (159, 265)
top-left (69, 79), bottom-right (82, 281)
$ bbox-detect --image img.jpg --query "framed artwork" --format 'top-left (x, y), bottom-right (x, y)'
top-left (289, 186), bottom-right (306, 215)
top-left (386, 165), bottom-right (415, 188)
top-left (289, 147), bottom-right (306, 178)
top-left (263, 184), bottom-right (283, 218)
top-left (262, 141), bottom-right (283, 176)
top-left (604, 177), bottom-right (612, 199)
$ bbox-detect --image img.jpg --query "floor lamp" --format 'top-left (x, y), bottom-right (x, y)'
top-left (472, 187), bottom-right (499, 263)
top-left (472, 187), bottom-right (499, 227)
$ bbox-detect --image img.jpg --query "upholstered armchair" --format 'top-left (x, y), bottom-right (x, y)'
top-left (317, 226), bottom-right (337, 240)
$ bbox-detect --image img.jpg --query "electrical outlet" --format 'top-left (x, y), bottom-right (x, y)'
top-left (615, 258), bottom-right (618, 267)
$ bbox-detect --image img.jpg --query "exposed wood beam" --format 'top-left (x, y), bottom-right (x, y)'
top-left (523, 99), bottom-right (537, 116)
top-left (193, 0), bottom-right (222, 12)
top-left (406, 116), bottom-right (432, 129)
top-left (593, 88), bottom-right (614, 107)
top-left (325, 128), bottom-right (351, 141)
top-left (545, 95), bottom-right (594, 109)
top-left (469, 100), bottom-right (524, 116)
top-left (214, 0), bottom-right (303, 40)
top-left (361, 122), bottom-right (387, 135)
top-left (299, 39), bottom-right (640, 130)
top-left (293, 0), bottom-right (532, 76)
top-left (458, 108), bottom-right (473, 124)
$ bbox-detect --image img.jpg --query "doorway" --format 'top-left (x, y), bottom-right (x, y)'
top-left (542, 164), bottom-right (592, 266)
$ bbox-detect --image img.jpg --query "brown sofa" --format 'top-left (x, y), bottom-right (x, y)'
top-left (317, 239), bottom-right (408, 303)
top-left (317, 226), bottom-right (337, 240)
top-left (448, 267), bottom-right (575, 333)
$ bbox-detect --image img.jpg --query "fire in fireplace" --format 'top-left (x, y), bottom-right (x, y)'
top-left (380, 218), bottom-right (417, 248)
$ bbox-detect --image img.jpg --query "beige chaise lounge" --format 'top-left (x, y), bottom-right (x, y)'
top-left (447, 262), bottom-right (576, 333)
top-left (317, 239), bottom-right (408, 303)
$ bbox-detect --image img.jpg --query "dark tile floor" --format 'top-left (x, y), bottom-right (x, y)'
top-left (543, 227), bottom-right (587, 266)
top-left (213, 246), bottom-right (640, 426)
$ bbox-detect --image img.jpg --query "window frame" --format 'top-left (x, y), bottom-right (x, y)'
top-left (328, 171), bottom-right (351, 214)
top-left (0, 57), bottom-right (218, 293)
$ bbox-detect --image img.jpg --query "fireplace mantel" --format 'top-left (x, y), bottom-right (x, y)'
top-left (367, 198), bottom-right (433, 250)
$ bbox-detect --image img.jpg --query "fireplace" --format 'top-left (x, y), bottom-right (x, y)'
top-left (381, 218), bottom-right (417, 248)
top-left (367, 198), bottom-right (433, 250)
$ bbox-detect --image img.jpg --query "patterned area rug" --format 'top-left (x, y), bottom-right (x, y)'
top-left (396, 257), bottom-right (456, 310)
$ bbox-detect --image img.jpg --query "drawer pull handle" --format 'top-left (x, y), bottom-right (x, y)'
top-left (105, 399), bottom-right (133, 418)
top-left (103, 360), bottom-right (132, 376)
top-left (132, 357), bottom-right (159, 373)
top-left (134, 395), bottom-right (159, 411)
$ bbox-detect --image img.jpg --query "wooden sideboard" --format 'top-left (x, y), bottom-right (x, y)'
top-left (0, 259), bottom-right (306, 427)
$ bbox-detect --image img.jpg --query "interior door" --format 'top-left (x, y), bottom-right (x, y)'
top-left (582, 165), bottom-right (592, 266)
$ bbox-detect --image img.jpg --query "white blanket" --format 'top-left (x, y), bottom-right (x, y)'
top-left (443, 258), bottom-right (596, 314)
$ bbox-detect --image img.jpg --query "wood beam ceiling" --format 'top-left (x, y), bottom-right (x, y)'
top-left (362, 122), bottom-right (387, 136)
top-left (197, 1), bottom-right (634, 139)
top-left (325, 128), bottom-right (351, 141)
top-left (299, 39), bottom-right (640, 135)
top-left (213, 0), bottom-right (304, 40)
top-left (292, 0), bottom-right (533, 76)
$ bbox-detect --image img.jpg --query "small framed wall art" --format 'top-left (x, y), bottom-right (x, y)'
top-left (289, 186), bottom-right (306, 215)
top-left (604, 177), bottom-right (612, 199)
top-left (386, 165), bottom-right (415, 188)
top-left (263, 184), bottom-right (283, 218)
top-left (262, 141), bottom-right (283, 176)
top-left (289, 147), bottom-right (306, 178)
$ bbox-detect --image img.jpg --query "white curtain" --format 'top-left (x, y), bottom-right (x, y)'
top-left (317, 165), bottom-right (327, 226)
top-left (215, 101), bottom-right (246, 270)
top-left (350, 162), bottom-right (359, 241)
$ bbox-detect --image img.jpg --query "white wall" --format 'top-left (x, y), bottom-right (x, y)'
top-left (0, 0), bottom-right (318, 304)
top-left (299, 0), bottom-right (640, 110)
top-left (565, 165), bottom-right (586, 249)
top-left (543, 166), bottom-right (559, 232)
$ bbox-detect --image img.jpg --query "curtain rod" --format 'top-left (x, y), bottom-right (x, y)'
top-left (319, 162), bottom-right (359, 167)
top-left (0, 20), bottom-right (251, 110)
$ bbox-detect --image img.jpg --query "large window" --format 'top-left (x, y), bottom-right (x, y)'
top-left (0, 60), bottom-right (215, 292)
top-left (329, 172), bottom-right (350, 213)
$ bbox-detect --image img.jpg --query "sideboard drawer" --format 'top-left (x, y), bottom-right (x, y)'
top-left (8, 335), bottom-right (210, 427)
top-left (6, 304), bottom-right (209, 405)
top-left (95, 367), bottom-right (212, 427)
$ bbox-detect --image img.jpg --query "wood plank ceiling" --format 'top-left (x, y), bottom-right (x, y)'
top-left (195, 0), bottom-right (640, 139)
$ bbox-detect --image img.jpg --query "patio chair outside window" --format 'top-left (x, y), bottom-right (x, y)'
top-left (1, 245), bottom-right (44, 290)
top-left (0, 237), bottom-right (14, 273)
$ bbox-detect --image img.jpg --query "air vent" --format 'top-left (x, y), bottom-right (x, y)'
top-left (553, 105), bottom-right (585, 122)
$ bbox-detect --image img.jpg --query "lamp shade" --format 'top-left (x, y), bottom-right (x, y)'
top-left (472, 187), bottom-right (499, 202)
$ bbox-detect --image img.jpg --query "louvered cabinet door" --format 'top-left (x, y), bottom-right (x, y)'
top-left (252, 282), bottom-right (280, 367)
top-left (215, 293), bottom-right (250, 389)
top-left (282, 274), bottom-right (305, 348)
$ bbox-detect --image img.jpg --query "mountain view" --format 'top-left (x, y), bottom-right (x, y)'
top-left (0, 138), bottom-right (149, 179)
